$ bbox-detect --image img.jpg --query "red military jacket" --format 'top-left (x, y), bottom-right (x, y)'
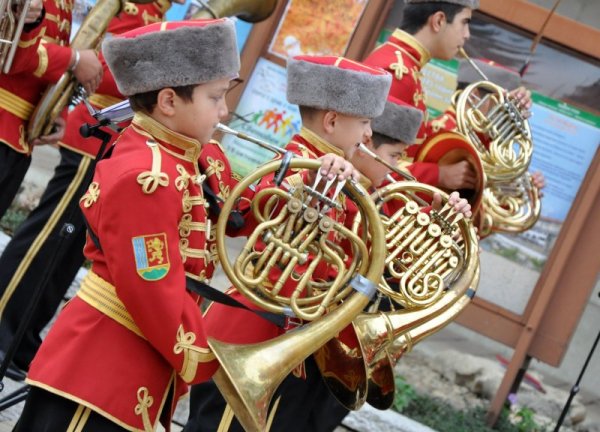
top-left (202, 127), bottom-right (349, 378)
top-left (0, 0), bottom-right (73, 154)
top-left (363, 29), bottom-right (440, 187)
top-left (59, 0), bottom-right (171, 158)
top-left (27, 113), bottom-right (229, 431)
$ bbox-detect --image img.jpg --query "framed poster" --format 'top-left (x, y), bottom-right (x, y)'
top-left (221, 57), bottom-right (302, 177)
top-left (268, 0), bottom-right (368, 59)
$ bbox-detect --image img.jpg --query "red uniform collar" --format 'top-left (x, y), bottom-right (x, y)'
top-left (388, 29), bottom-right (431, 69)
top-left (131, 112), bottom-right (202, 162)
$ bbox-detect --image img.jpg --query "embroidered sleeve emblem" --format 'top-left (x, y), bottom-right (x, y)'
top-left (132, 233), bottom-right (170, 281)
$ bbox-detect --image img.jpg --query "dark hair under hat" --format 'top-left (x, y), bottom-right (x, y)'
top-left (405, 0), bottom-right (479, 9)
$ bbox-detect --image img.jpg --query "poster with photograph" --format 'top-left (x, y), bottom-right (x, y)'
top-left (269, 0), bottom-right (367, 59)
top-left (421, 59), bottom-right (459, 117)
top-left (482, 93), bottom-right (600, 268)
top-left (221, 58), bottom-right (302, 177)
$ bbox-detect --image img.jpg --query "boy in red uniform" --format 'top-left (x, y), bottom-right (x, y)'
top-left (184, 55), bottom-right (393, 432)
top-left (0, 0), bottom-right (102, 219)
top-left (14, 19), bottom-right (244, 431)
top-left (363, 0), bottom-right (531, 191)
top-left (16, 20), bottom-right (358, 432)
top-left (0, 0), bottom-right (180, 382)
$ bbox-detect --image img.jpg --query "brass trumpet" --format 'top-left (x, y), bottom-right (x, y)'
top-left (314, 144), bottom-right (480, 410)
top-left (206, 127), bottom-right (386, 431)
top-left (0, 0), bottom-right (32, 73)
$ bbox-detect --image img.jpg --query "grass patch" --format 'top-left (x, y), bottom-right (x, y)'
top-left (393, 376), bottom-right (547, 432)
top-left (0, 205), bottom-right (29, 236)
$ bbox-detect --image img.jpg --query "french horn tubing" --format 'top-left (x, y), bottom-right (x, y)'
top-left (0, 0), bottom-right (32, 73)
top-left (27, 0), bottom-right (129, 140)
top-left (455, 48), bottom-right (541, 234)
top-left (314, 144), bottom-right (480, 411)
top-left (206, 133), bottom-right (385, 430)
top-left (27, 0), bottom-right (279, 140)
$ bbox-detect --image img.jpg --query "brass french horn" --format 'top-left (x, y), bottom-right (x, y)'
top-left (27, 0), bottom-right (279, 140)
top-left (453, 48), bottom-right (541, 235)
top-left (314, 145), bottom-right (480, 411)
top-left (207, 151), bottom-right (386, 431)
top-left (0, 0), bottom-right (32, 73)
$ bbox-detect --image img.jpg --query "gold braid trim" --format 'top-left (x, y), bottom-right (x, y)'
top-left (0, 88), bottom-right (35, 120)
top-left (173, 325), bottom-right (215, 383)
top-left (33, 42), bottom-right (49, 78)
top-left (134, 387), bottom-right (154, 432)
top-left (77, 271), bottom-right (146, 339)
top-left (137, 141), bottom-right (169, 194)
top-left (88, 93), bottom-right (123, 109)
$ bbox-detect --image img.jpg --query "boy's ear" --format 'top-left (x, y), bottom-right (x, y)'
top-left (430, 11), bottom-right (447, 33)
top-left (156, 88), bottom-right (177, 117)
top-left (322, 110), bottom-right (338, 133)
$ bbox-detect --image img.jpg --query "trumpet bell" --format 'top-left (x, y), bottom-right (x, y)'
top-left (191, 0), bottom-right (278, 22)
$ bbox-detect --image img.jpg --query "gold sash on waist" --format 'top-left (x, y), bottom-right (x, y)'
top-left (0, 88), bottom-right (35, 120)
top-left (77, 271), bottom-right (145, 339)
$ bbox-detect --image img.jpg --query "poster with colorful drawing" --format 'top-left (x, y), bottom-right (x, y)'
top-left (221, 58), bottom-right (302, 177)
top-left (269, 0), bottom-right (368, 59)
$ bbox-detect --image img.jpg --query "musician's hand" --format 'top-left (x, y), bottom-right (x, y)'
top-left (72, 49), bottom-right (103, 95)
top-left (23, 0), bottom-right (44, 23)
top-left (29, 117), bottom-right (66, 146)
top-left (438, 161), bottom-right (477, 190)
top-left (447, 191), bottom-right (472, 218)
top-left (509, 86), bottom-right (532, 118)
top-left (313, 154), bottom-right (360, 183)
top-left (531, 170), bottom-right (545, 198)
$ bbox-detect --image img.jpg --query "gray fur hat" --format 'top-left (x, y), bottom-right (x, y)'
top-left (286, 56), bottom-right (392, 119)
top-left (405, 0), bottom-right (479, 9)
top-left (372, 96), bottom-right (423, 144)
top-left (457, 59), bottom-right (521, 90)
top-left (103, 19), bottom-right (240, 96)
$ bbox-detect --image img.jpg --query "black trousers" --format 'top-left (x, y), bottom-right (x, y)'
top-left (15, 386), bottom-right (128, 431)
top-left (184, 356), bottom-right (349, 432)
top-left (0, 147), bottom-right (92, 370)
top-left (0, 144), bottom-right (32, 220)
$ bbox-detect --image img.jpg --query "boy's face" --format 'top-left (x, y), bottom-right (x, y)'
top-left (328, 113), bottom-right (372, 159)
top-left (352, 140), bottom-right (407, 187)
top-left (171, 77), bottom-right (231, 143)
top-left (435, 8), bottom-right (472, 60)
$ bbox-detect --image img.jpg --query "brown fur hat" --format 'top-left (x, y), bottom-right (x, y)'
top-left (103, 19), bottom-right (240, 96)
top-left (286, 56), bottom-right (392, 119)
top-left (372, 96), bottom-right (423, 144)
